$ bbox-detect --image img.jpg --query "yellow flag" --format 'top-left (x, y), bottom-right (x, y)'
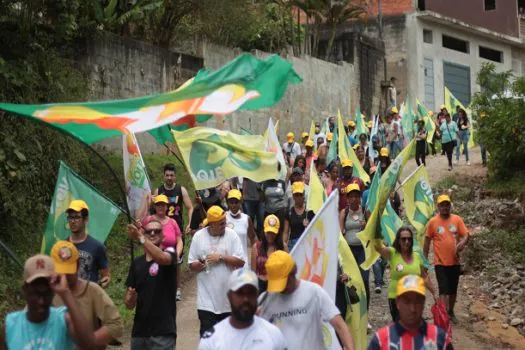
top-left (337, 110), bottom-right (370, 184)
top-left (338, 233), bottom-right (368, 350)
top-left (357, 139), bottom-right (416, 270)
top-left (309, 120), bottom-right (316, 143)
top-left (274, 119), bottom-right (280, 133)
top-left (444, 87), bottom-right (475, 148)
top-left (173, 127), bottom-right (278, 190)
top-left (306, 160), bottom-right (326, 213)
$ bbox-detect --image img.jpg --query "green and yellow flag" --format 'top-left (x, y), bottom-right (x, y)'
top-left (306, 160), bottom-right (326, 214)
top-left (444, 86), bottom-right (475, 148)
top-left (337, 111), bottom-right (370, 184)
top-left (354, 107), bottom-right (368, 137)
top-left (401, 165), bottom-right (435, 246)
top-left (400, 98), bottom-right (417, 140)
top-left (42, 162), bottom-right (122, 254)
top-left (0, 54), bottom-right (301, 145)
top-left (173, 127), bottom-right (278, 190)
top-left (380, 201), bottom-right (402, 246)
top-left (358, 139), bottom-right (415, 270)
top-left (309, 120), bottom-right (316, 144)
top-left (416, 98), bottom-right (436, 144)
top-left (338, 233), bottom-right (368, 350)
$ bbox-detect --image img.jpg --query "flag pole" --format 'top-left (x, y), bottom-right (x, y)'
top-left (0, 238), bottom-right (23, 269)
top-left (396, 164), bottom-right (423, 191)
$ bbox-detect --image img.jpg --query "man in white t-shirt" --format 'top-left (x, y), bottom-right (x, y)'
top-left (226, 189), bottom-right (256, 265)
top-left (199, 268), bottom-right (287, 350)
top-left (188, 205), bottom-right (246, 336)
top-left (282, 132), bottom-right (302, 165)
top-left (259, 251), bottom-right (354, 350)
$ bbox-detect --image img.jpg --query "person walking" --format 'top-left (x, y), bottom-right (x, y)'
top-left (324, 162), bottom-right (340, 196)
top-left (455, 109), bottom-right (471, 166)
top-left (339, 184), bottom-right (370, 314)
top-left (226, 189), bottom-right (256, 266)
top-left (188, 206), bottom-right (246, 336)
top-left (424, 195), bottom-right (469, 324)
top-left (375, 227), bottom-right (436, 321)
top-left (251, 215), bottom-right (285, 293)
top-left (415, 119), bottom-right (427, 166)
top-left (338, 159), bottom-right (364, 210)
top-left (282, 182), bottom-right (314, 251)
top-left (242, 178), bottom-right (264, 237)
top-left (282, 132), bottom-right (301, 165)
top-left (3, 254), bottom-right (95, 349)
top-left (51, 241), bottom-right (123, 348)
top-left (259, 251), bottom-right (355, 350)
top-left (65, 200), bottom-right (111, 287)
top-left (368, 275), bottom-right (452, 350)
top-left (126, 219), bottom-right (179, 349)
top-left (439, 113), bottom-right (458, 171)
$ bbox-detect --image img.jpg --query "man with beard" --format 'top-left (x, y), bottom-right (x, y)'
top-left (338, 159), bottom-right (364, 210)
top-left (198, 268), bottom-right (287, 350)
top-left (3, 254), bottom-right (94, 349)
top-left (126, 219), bottom-right (179, 349)
top-left (424, 195), bottom-right (468, 324)
top-left (66, 200), bottom-right (110, 287)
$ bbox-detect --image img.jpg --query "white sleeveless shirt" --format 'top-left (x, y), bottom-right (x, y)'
top-left (226, 211), bottom-right (250, 264)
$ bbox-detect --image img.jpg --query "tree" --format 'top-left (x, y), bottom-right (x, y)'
top-left (324, 0), bottom-right (366, 60)
top-left (470, 63), bottom-right (525, 178)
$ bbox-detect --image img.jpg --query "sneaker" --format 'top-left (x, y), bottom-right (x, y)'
top-left (448, 166), bottom-right (452, 171)
top-left (448, 311), bottom-right (458, 324)
top-left (467, 161), bottom-right (471, 166)
top-left (453, 160), bottom-right (458, 165)
top-left (375, 286), bottom-right (382, 294)
top-left (176, 288), bottom-right (182, 301)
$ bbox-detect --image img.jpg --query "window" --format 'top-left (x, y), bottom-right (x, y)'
top-left (484, 0), bottom-right (496, 11)
top-left (442, 35), bottom-right (469, 54)
top-left (423, 29), bottom-right (433, 43)
top-left (479, 46), bottom-right (503, 62)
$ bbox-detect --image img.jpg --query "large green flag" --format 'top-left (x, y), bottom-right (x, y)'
top-left (357, 139), bottom-right (415, 269)
top-left (366, 164), bottom-right (381, 213)
top-left (42, 162), bottom-right (122, 254)
top-left (326, 118), bottom-right (338, 165)
top-left (0, 54), bottom-right (302, 145)
top-left (354, 107), bottom-right (368, 137)
top-left (172, 127), bottom-right (278, 190)
top-left (400, 98), bottom-right (417, 140)
top-left (416, 98), bottom-right (436, 144)
top-left (337, 111), bottom-right (370, 184)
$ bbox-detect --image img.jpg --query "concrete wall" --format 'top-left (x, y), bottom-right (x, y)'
top-left (425, 0), bottom-right (519, 38)
top-left (406, 12), bottom-right (514, 109)
top-left (201, 42), bottom-right (357, 140)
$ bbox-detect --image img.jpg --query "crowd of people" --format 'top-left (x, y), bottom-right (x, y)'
top-left (2, 105), bottom-right (473, 349)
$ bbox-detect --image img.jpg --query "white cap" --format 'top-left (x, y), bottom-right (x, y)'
top-left (228, 268), bottom-right (259, 292)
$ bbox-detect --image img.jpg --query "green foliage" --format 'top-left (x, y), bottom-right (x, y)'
top-left (470, 63), bottom-right (525, 179)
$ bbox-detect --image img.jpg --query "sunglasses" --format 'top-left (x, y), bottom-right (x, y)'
top-left (145, 228), bottom-right (163, 235)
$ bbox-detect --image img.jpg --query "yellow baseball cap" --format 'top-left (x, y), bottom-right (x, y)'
top-left (266, 250), bottom-right (295, 293)
top-left (436, 194), bottom-right (451, 205)
top-left (305, 139), bottom-right (314, 147)
top-left (380, 147), bottom-right (389, 157)
top-left (153, 194), bottom-right (169, 204)
top-left (67, 200), bottom-right (89, 213)
top-left (341, 159), bottom-right (353, 168)
top-left (347, 120), bottom-right (356, 127)
top-left (301, 132), bottom-right (309, 138)
top-left (327, 132), bottom-right (333, 141)
top-left (206, 205), bottom-right (226, 224)
top-left (287, 132), bottom-right (294, 141)
top-left (352, 144), bottom-right (360, 150)
top-left (227, 189), bottom-right (242, 200)
top-left (440, 104), bottom-right (446, 109)
top-left (367, 121), bottom-right (373, 128)
top-left (396, 274), bottom-right (426, 297)
top-left (391, 107), bottom-right (399, 114)
top-left (428, 111), bottom-right (434, 117)
top-left (292, 181), bottom-right (305, 194)
top-left (51, 241), bottom-right (79, 275)
top-left (263, 214), bottom-right (280, 235)
top-left (345, 183), bottom-right (361, 194)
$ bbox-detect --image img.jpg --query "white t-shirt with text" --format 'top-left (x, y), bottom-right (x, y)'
top-left (259, 280), bottom-right (340, 350)
top-left (198, 316), bottom-right (287, 350)
top-left (188, 227), bottom-right (245, 313)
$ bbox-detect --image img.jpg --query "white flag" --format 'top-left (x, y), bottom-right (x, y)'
top-left (291, 191), bottom-right (342, 349)
top-left (264, 118), bottom-right (287, 180)
top-left (123, 133), bottom-right (151, 220)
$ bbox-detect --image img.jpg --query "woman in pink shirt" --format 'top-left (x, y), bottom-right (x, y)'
top-left (142, 195), bottom-right (183, 258)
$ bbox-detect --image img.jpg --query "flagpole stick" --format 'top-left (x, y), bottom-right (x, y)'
top-left (0, 238), bottom-right (23, 269)
top-left (396, 164), bottom-right (422, 192)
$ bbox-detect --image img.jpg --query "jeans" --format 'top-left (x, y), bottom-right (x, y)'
top-left (455, 130), bottom-right (469, 161)
top-left (350, 244), bottom-right (370, 310)
top-left (389, 140), bottom-right (401, 159)
top-left (288, 237), bottom-right (300, 252)
top-left (416, 140), bottom-right (426, 166)
top-left (480, 143), bottom-right (487, 164)
top-left (243, 200), bottom-right (264, 238)
top-left (372, 258), bottom-right (385, 287)
top-left (131, 336), bottom-right (176, 350)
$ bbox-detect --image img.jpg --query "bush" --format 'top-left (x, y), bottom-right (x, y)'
top-left (470, 63), bottom-right (525, 179)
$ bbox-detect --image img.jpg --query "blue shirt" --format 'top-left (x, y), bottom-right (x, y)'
top-left (348, 135), bottom-right (358, 147)
top-left (6, 306), bottom-right (75, 350)
top-left (70, 235), bottom-right (108, 282)
top-left (440, 121), bottom-right (458, 144)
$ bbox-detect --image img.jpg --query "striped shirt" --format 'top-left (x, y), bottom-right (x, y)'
top-left (368, 321), bottom-right (453, 350)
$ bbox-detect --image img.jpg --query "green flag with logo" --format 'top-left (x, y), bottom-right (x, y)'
top-left (41, 162), bottom-right (122, 254)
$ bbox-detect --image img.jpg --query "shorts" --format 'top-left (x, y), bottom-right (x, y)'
top-left (435, 265), bottom-right (461, 295)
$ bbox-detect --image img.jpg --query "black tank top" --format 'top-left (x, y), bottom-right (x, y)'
top-left (289, 207), bottom-right (314, 240)
top-left (158, 184), bottom-right (183, 228)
